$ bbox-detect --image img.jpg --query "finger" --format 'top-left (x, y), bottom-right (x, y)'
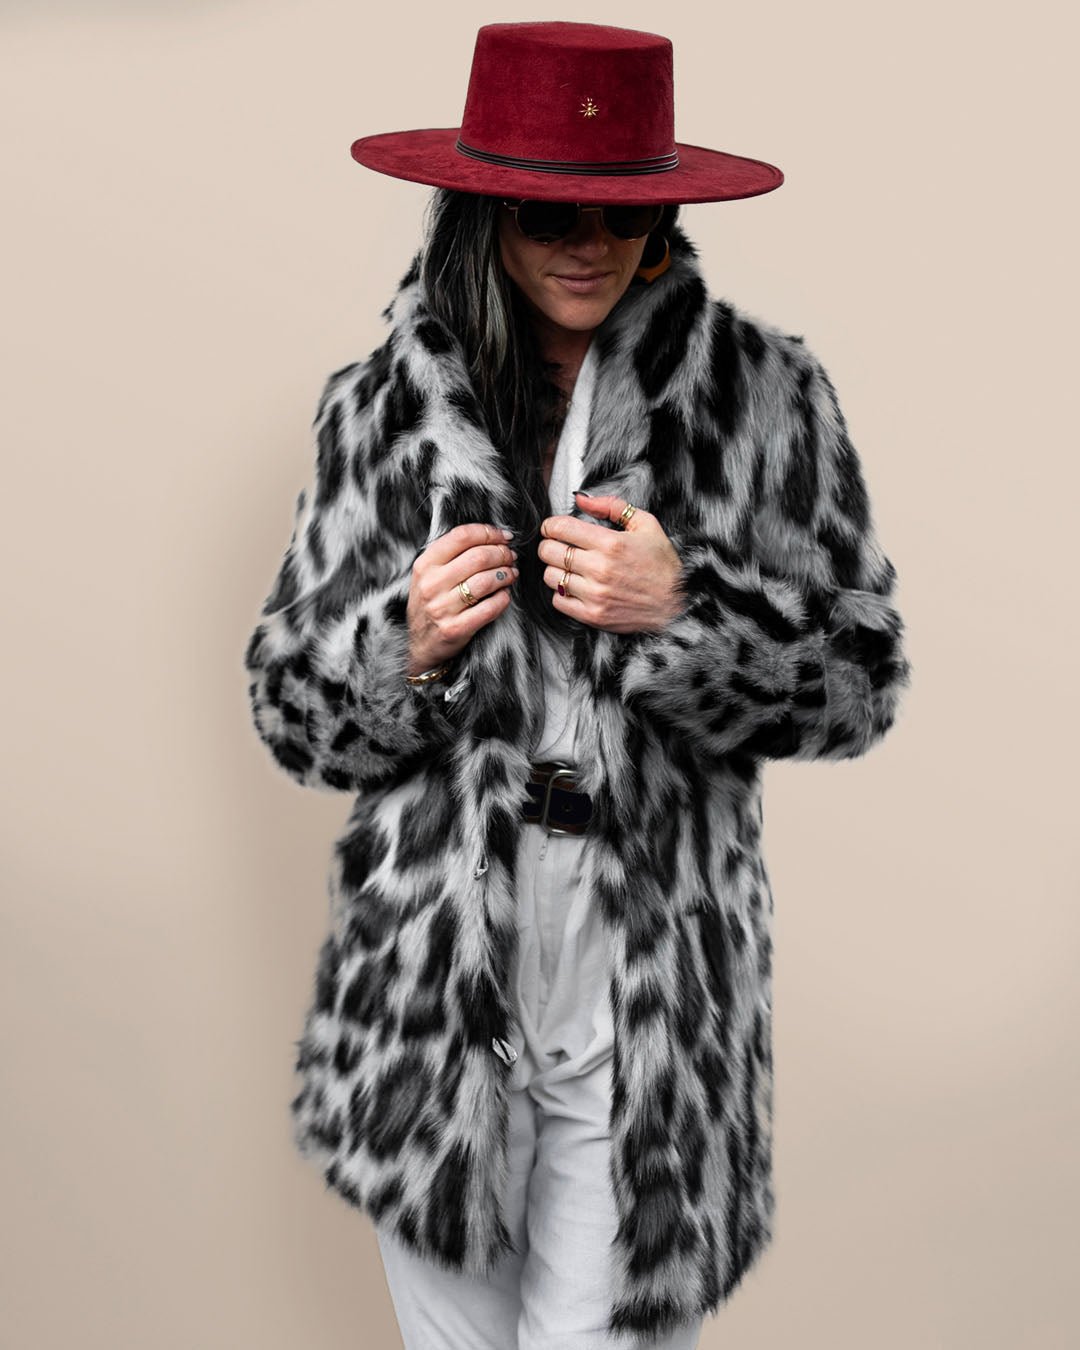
top-left (436, 539), bottom-right (517, 587)
top-left (570, 492), bottom-right (644, 530)
top-left (434, 558), bottom-right (517, 618)
top-left (541, 563), bottom-right (595, 607)
top-left (443, 585), bottom-right (514, 641)
top-left (549, 587), bottom-right (590, 624)
top-left (536, 534), bottom-right (604, 582)
top-left (539, 512), bottom-right (621, 549)
top-left (421, 522), bottom-right (513, 569)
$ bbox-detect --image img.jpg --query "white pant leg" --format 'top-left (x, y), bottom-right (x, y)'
top-left (515, 827), bottom-right (704, 1350)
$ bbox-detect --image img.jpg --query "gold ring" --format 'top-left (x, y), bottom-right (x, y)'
top-left (558, 569), bottom-right (572, 599)
top-left (457, 579), bottom-right (477, 607)
top-left (563, 543), bottom-right (576, 571)
top-left (616, 503), bottom-right (636, 530)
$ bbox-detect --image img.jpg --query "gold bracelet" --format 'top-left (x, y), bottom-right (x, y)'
top-left (404, 662), bottom-right (451, 687)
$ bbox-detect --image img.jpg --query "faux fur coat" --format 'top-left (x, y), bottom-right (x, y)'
top-left (243, 225), bottom-right (912, 1341)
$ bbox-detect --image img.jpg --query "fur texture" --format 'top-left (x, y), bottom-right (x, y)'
top-left (243, 226), bottom-right (912, 1341)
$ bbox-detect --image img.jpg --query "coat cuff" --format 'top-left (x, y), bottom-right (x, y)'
top-left (246, 581), bottom-right (460, 793)
top-left (617, 540), bottom-right (911, 762)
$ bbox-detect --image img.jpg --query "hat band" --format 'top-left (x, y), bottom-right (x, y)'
top-left (455, 138), bottom-right (680, 176)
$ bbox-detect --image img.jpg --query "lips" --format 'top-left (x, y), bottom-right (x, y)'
top-left (551, 271), bottom-right (613, 294)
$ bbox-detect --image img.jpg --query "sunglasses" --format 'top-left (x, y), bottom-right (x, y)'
top-left (502, 199), bottom-right (664, 244)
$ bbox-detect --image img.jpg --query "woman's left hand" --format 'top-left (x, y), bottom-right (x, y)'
top-left (539, 492), bottom-right (686, 634)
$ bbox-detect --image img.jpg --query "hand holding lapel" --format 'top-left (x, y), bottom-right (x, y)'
top-left (538, 493), bottom-right (686, 634)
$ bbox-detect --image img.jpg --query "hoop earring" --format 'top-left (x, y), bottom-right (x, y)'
top-left (634, 235), bottom-right (671, 284)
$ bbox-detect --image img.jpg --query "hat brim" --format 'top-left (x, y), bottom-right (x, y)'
top-left (350, 128), bottom-right (782, 205)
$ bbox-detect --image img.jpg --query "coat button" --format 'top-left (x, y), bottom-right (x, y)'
top-left (491, 1036), bottom-right (518, 1065)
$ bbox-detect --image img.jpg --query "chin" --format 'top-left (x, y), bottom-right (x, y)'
top-left (551, 307), bottom-right (609, 332)
top-left (542, 293), bottom-right (620, 332)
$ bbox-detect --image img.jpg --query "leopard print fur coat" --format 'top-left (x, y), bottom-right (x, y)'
top-left (243, 224), bottom-right (912, 1341)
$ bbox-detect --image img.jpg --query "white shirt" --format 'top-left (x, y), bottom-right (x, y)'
top-left (531, 338), bottom-right (598, 764)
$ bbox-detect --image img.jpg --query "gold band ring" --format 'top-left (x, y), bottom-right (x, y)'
top-left (558, 569), bottom-right (572, 598)
top-left (563, 543), bottom-right (576, 571)
top-left (457, 579), bottom-right (477, 607)
top-left (616, 502), bottom-right (636, 530)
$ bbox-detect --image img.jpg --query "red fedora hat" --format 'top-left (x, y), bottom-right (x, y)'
top-left (350, 21), bottom-right (783, 206)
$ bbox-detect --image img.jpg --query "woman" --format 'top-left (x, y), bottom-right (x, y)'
top-left (243, 20), bottom-right (913, 1349)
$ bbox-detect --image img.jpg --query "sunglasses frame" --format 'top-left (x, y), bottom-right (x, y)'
top-left (502, 199), bottom-right (664, 244)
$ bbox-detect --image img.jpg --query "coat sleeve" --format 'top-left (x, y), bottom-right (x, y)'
top-left (242, 362), bottom-right (461, 793)
top-left (617, 345), bottom-right (912, 762)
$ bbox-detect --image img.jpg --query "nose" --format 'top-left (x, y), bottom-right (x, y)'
top-left (563, 207), bottom-right (611, 255)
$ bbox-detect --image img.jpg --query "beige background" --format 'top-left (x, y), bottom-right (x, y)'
top-left (3, 1), bottom-right (1076, 1347)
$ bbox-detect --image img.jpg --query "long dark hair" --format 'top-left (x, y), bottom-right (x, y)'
top-left (418, 189), bottom-right (680, 642)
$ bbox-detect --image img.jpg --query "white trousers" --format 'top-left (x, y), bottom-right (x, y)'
top-left (375, 823), bottom-right (704, 1350)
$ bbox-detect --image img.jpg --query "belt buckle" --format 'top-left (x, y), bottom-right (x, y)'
top-left (540, 762), bottom-right (578, 835)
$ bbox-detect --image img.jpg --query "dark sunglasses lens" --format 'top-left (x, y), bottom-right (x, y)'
top-left (602, 204), bottom-right (665, 239)
top-left (516, 200), bottom-right (579, 242)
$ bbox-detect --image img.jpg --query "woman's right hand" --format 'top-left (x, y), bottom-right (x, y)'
top-left (405, 524), bottom-right (519, 677)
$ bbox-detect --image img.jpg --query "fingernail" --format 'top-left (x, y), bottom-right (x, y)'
top-left (498, 526), bottom-right (514, 538)
top-left (573, 488), bottom-right (592, 497)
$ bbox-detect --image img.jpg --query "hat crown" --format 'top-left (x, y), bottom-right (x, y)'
top-left (457, 22), bottom-right (676, 172)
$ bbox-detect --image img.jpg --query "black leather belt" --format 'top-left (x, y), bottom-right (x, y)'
top-left (521, 760), bottom-right (593, 834)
